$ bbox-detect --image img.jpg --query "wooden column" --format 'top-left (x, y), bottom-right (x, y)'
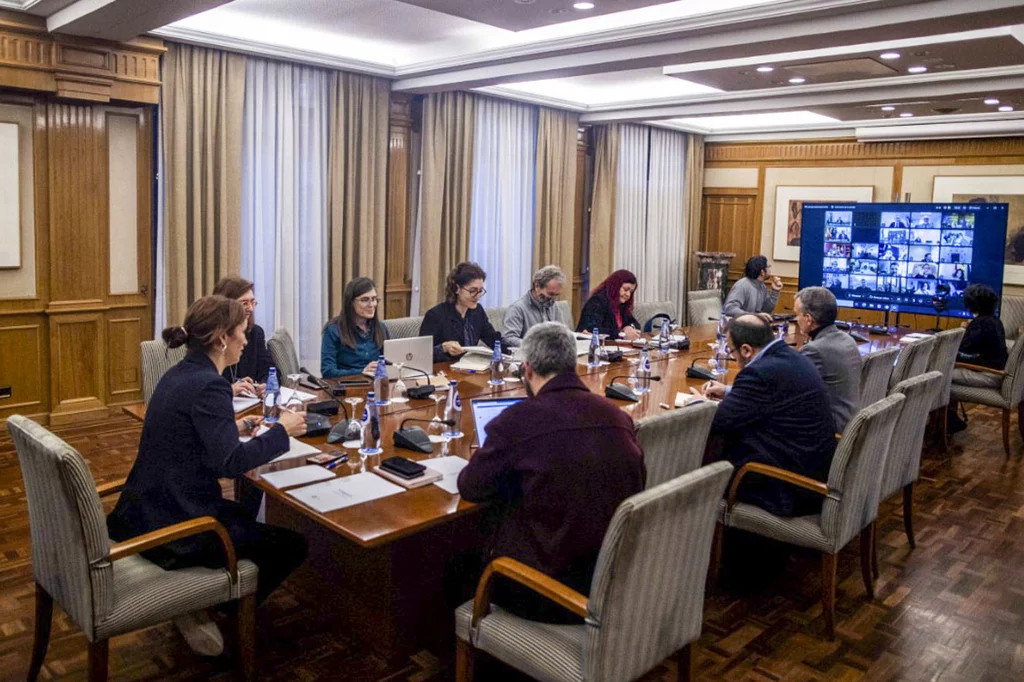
top-left (384, 93), bottom-right (414, 318)
top-left (572, 126), bottom-right (591, 321)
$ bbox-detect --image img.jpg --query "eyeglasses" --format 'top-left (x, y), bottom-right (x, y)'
top-left (461, 286), bottom-right (487, 298)
top-left (356, 296), bottom-right (379, 305)
top-left (239, 298), bottom-right (258, 309)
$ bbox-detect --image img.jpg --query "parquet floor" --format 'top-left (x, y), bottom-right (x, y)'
top-left (0, 406), bottom-right (1021, 682)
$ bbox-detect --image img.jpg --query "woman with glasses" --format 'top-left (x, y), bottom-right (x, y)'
top-left (213, 276), bottom-right (273, 396)
top-left (421, 261), bottom-right (504, 362)
top-left (321, 277), bottom-right (390, 378)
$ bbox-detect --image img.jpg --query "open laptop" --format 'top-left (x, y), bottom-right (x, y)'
top-left (383, 335), bottom-right (434, 380)
top-left (471, 396), bottom-right (525, 447)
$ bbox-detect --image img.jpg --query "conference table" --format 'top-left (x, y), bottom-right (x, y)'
top-left (124, 321), bottom-right (912, 660)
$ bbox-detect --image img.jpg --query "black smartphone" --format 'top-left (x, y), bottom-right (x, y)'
top-left (380, 456), bottom-right (426, 479)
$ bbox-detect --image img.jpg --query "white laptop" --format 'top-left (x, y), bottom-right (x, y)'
top-left (471, 397), bottom-right (525, 447)
top-left (382, 335), bottom-right (434, 380)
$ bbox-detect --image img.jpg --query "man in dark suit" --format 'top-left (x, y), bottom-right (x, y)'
top-left (700, 315), bottom-right (836, 516)
top-left (458, 322), bottom-right (645, 622)
top-left (795, 286), bottom-right (862, 433)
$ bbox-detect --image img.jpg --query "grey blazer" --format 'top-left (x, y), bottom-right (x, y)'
top-left (801, 324), bottom-right (862, 433)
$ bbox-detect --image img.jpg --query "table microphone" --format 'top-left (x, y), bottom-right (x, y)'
top-left (383, 361), bottom-right (436, 399)
top-left (395, 417), bottom-right (455, 453)
top-left (605, 375), bottom-right (661, 403)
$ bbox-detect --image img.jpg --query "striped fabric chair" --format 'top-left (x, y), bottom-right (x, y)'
top-left (486, 306), bottom-right (507, 335)
top-left (888, 335), bottom-right (936, 390)
top-left (554, 300), bottom-right (573, 328)
top-left (382, 315), bottom-right (424, 340)
top-left (455, 462), bottom-right (733, 682)
top-left (923, 328), bottom-right (965, 446)
top-left (999, 294), bottom-right (1024, 348)
top-left (857, 346), bottom-right (899, 411)
top-left (7, 415), bottom-right (259, 682)
top-left (632, 299), bottom-right (676, 332)
top-left (267, 327), bottom-right (300, 378)
top-left (880, 372), bottom-right (943, 554)
top-left (140, 340), bottom-right (185, 404)
top-left (951, 338), bottom-right (1024, 457)
top-left (687, 289), bottom-right (723, 327)
top-left (636, 401), bottom-right (718, 488)
top-left (714, 393), bottom-right (905, 640)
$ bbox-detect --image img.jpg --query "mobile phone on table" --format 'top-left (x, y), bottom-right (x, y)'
top-left (307, 451), bottom-right (347, 466)
top-left (379, 456), bottom-right (426, 480)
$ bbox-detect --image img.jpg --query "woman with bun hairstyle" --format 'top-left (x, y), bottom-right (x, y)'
top-left (576, 269), bottom-right (641, 340)
top-left (106, 295), bottom-right (308, 657)
top-left (420, 261), bottom-right (504, 362)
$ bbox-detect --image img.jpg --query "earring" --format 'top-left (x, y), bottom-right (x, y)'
top-left (221, 344), bottom-right (227, 352)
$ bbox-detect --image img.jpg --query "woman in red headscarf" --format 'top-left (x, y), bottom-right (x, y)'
top-left (576, 269), bottom-right (641, 340)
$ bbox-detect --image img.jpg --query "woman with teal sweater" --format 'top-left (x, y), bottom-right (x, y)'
top-left (320, 277), bottom-right (389, 378)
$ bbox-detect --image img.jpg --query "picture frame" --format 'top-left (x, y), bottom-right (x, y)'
top-left (932, 175), bottom-right (1024, 285)
top-left (772, 185), bottom-right (874, 262)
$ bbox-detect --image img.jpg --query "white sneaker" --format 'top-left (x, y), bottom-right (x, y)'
top-left (174, 610), bottom-right (224, 657)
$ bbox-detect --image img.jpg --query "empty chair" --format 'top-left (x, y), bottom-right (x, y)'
top-left (382, 315), bottom-right (424, 340)
top-left (486, 306), bottom-right (506, 336)
top-left (858, 346), bottom-right (899, 411)
top-left (889, 335), bottom-right (936, 389)
top-left (455, 462), bottom-right (733, 682)
top-left (951, 338), bottom-right (1024, 457)
top-left (267, 327), bottom-right (300, 378)
top-left (632, 299), bottom-right (676, 331)
top-left (636, 401), bottom-right (718, 488)
top-left (714, 393), bottom-right (904, 639)
top-left (1000, 294), bottom-right (1024, 348)
top-left (881, 372), bottom-right (944, 553)
top-left (7, 415), bottom-right (259, 682)
top-left (140, 339), bottom-right (186, 404)
top-left (687, 289), bottom-right (723, 327)
top-left (554, 299), bottom-right (573, 327)
top-left (924, 328), bottom-right (965, 445)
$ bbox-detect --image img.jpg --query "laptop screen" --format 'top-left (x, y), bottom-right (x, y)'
top-left (471, 397), bottom-right (524, 447)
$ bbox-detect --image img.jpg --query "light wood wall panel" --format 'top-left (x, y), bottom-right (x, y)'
top-left (107, 315), bottom-right (142, 401)
top-left (701, 189), bottom-right (760, 284)
top-left (385, 93), bottom-right (413, 318)
top-left (0, 317), bottom-right (45, 418)
top-left (49, 313), bottom-right (106, 424)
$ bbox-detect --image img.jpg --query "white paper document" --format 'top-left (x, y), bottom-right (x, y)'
top-left (428, 456), bottom-right (469, 494)
top-left (261, 465), bottom-right (335, 489)
top-left (272, 438), bottom-right (322, 462)
top-left (233, 396), bottom-right (260, 413)
top-left (451, 353), bottom-right (491, 372)
top-left (287, 472), bottom-right (405, 513)
top-left (280, 386), bottom-right (317, 403)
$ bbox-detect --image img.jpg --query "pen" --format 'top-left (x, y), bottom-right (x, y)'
top-left (659, 402), bottom-right (672, 410)
top-left (325, 455), bottom-right (348, 470)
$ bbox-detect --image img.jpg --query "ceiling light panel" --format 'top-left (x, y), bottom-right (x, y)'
top-left (666, 111), bottom-right (839, 132)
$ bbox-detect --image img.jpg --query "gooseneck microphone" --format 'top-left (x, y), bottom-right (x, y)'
top-left (383, 361), bottom-right (436, 399)
top-left (300, 366), bottom-right (348, 420)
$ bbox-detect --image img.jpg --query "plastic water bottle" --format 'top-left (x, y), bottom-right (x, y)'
top-left (373, 355), bottom-right (390, 406)
top-left (637, 348), bottom-right (651, 393)
top-left (359, 392), bottom-right (382, 456)
top-left (658, 319), bottom-right (671, 353)
top-left (716, 313), bottom-right (728, 347)
top-left (442, 380), bottom-right (464, 438)
top-left (588, 327), bottom-right (600, 367)
top-left (263, 367), bottom-right (280, 423)
top-left (776, 321), bottom-right (787, 341)
top-left (489, 340), bottom-right (505, 385)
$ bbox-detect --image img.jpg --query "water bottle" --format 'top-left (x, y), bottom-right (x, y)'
top-left (263, 367), bottom-right (281, 423)
top-left (716, 312), bottom-right (728, 347)
top-left (489, 340), bottom-right (505, 385)
top-left (442, 380), bottom-right (464, 438)
top-left (776, 321), bottom-right (787, 341)
top-left (373, 355), bottom-right (390, 406)
top-left (637, 348), bottom-right (651, 393)
top-left (658, 319), bottom-right (671, 353)
top-left (588, 327), bottom-right (600, 367)
top-left (359, 392), bottom-right (382, 455)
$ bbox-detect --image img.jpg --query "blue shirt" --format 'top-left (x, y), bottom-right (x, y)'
top-left (320, 322), bottom-right (386, 378)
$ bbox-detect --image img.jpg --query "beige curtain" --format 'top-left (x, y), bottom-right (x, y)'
top-left (419, 92), bottom-right (476, 313)
top-left (682, 134), bottom-right (705, 297)
top-left (588, 123), bottom-right (621, 290)
top-left (534, 107), bottom-right (579, 280)
top-left (163, 43), bottom-right (246, 324)
top-left (327, 72), bottom-right (391, 316)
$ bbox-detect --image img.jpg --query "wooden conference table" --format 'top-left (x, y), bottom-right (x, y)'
top-left (125, 322), bottom-right (909, 660)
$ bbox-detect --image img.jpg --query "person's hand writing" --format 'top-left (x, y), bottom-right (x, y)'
top-left (442, 341), bottom-right (465, 356)
top-left (622, 326), bottom-right (642, 341)
top-left (701, 380), bottom-right (727, 400)
top-left (232, 378), bottom-right (257, 397)
top-left (236, 416), bottom-right (264, 436)
top-left (770, 276), bottom-right (784, 292)
top-left (277, 408), bottom-right (307, 437)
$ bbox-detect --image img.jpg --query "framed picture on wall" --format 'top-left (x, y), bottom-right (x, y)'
top-left (772, 185), bottom-right (874, 262)
top-left (932, 175), bottom-right (1024, 285)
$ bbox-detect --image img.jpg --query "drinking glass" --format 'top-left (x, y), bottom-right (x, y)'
top-left (427, 393), bottom-right (446, 443)
top-left (342, 396), bottom-right (363, 449)
top-left (283, 374), bottom-right (305, 411)
top-left (391, 363), bottom-right (410, 403)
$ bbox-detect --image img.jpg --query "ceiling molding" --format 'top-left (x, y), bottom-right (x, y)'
top-left (668, 111), bottom-right (1024, 138)
top-left (472, 86), bottom-right (587, 112)
top-left (704, 136), bottom-right (1024, 163)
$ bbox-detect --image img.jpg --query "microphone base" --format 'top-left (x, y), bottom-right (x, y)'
top-left (605, 383), bottom-right (639, 402)
top-left (394, 426), bottom-right (435, 454)
top-left (407, 384), bottom-right (436, 400)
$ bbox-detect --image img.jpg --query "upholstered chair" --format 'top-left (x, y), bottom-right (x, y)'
top-left (951, 338), bottom-right (1024, 457)
top-left (140, 340), bottom-right (186, 404)
top-left (268, 327), bottom-right (301, 378)
top-left (888, 335), bottom-right (936, 389)
top-left (857, 346), bottom-right (899, 411)
top-left (687, 289), bottom-right (723, 327)
top-left (382, 315), bottom-right (425, 340)
top-left (922, 328), bottom-right (965, 446)
top-left (636, 401), bottom-right (718, 488)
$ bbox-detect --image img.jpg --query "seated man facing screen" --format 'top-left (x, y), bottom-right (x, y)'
top-left (457, 322), bottom-right (646, 623)
top-left (794, 286), bottom-right (861, 433)
top-left (701, 315), bottom-right (837, 516)
top-left (503, 264), bottom-right (567, 347)
top-left (724, 255), bottom-right (783, 318)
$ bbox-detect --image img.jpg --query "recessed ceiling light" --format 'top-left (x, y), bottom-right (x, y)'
top-left (900, 112), bottom-right (914, 117)
top-left (756, 66), bottom-right (774, 73)
top-left (788, 77), bottom-right (806, 84)
top-left (573, 1), bottom-right (595, 9)
top-left (999, 105), bottom-right (1015, 112)
top-left (881, 106), bottom-right (896, 112)
top-left (907, 66), bottom-right (928, 74)
top-left (984, 98), bottom-right (1000, 105)
top-left (880, 52), bottom-right (901, 60)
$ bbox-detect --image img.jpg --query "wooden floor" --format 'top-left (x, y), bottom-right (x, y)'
top-left (1, 406), bottom-right (1021, 682)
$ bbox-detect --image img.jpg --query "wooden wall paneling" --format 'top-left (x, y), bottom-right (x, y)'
top-left (106, 315), bottom-right (141, 403)
top-left (572, 126), bottom-right (590, 321)
top-left (700, 188), bottom-right (759, 284)
top-left (705, 138), bottom-right (1024, 166)
top-left (0, 314), bottom-right (47, 420)
top-left (385, 93), bottom-right (413, 318)
top-left (48, 312), bottom-right (106, 424)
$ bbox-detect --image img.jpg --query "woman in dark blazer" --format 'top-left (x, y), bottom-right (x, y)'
top-left (576, 269), bottom-right (642, 340)
top-left (106, 295), bottom-right (308, 655)
top-left (213, 276), bottom-right (273, 396)
top-left (420, 261), bottom-right (504, 362)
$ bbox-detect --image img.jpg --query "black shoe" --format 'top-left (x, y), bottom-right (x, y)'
top-left (947, 406), bottom-right (967, 434)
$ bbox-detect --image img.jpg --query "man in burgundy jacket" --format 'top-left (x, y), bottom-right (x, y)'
top-left (457, 322), bottom-right (646, 623)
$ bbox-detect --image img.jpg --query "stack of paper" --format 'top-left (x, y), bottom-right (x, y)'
top-left (261, 465), bottom-right (335, 489)
top-left (427, 456), bottom-right (469, 494)
top-left (287, 472), bottom-right (404, 513)
top-left (899, 332), bottom-right (933, 344)
top-left (233, 396), bottom-right (260, 413)
top-left (675, 392), bottom-right (706, 408)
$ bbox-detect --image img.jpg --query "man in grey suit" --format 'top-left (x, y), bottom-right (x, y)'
top-left (794, 286), bottom-right (861, 433)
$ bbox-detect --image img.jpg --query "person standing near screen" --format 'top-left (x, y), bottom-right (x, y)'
top-left (724, 255), bottom-right (783, 318)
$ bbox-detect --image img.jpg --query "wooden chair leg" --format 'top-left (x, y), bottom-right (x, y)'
top-left (821, 552), bottom-right (838, 641)
top-left (707, 522), bottom-right (723, 591)
top-left (859, 523), bottom-right (875, 600)
top-left (871, 521), bottom-right (879, 579)
top-left (1003, 408), bottom-right (1011, 457)
top-left (237, 595), bottom-right (256, 682)
top-left (87, 640), bottom-right (109, 682)
top-left (902, 482), bottom-right (916, 549)
top-left (27, 583), bottom-right (53, 682)
top-left (674, 642), bottom-right (694, 682)
top-left (455, 637), bottom-right (476, 682)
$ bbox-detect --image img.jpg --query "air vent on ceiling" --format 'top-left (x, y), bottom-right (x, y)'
top-left (786, 59), bottom-right (897, 81)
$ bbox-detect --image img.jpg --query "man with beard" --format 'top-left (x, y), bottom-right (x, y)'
top-left (457, 322), bottom-right (645, 622)
top-left (213, 276), bottom-right (273, 397)
top-left (502, 265), bottom-right (568, 347)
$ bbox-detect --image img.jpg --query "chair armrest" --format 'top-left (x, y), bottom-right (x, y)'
top-left (471, 557), bottom-right (588, 628)
top-left (107, 516), bottom-right (238, 583)
top-left (954, 362), bottom-right (1005, 377)
top-left (727, 462), bottom-right (829, 511)
top-left (96, 478), bottom-right (127, 497)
